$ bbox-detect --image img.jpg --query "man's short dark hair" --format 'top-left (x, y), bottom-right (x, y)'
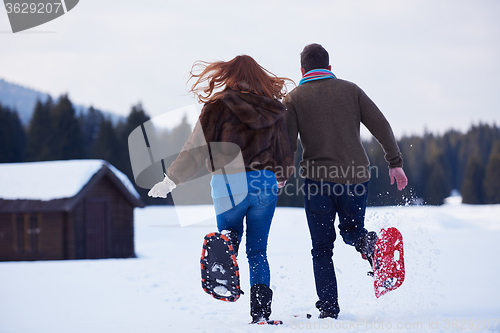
top-left (300, 44), bottom-right (329, 73)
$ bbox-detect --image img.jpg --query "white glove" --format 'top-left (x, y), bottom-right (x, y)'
top-left (148, 174), bottom-right (177, 198)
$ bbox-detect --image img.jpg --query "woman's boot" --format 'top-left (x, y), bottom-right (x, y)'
top-left (250, 284), bottom-right (273, 323)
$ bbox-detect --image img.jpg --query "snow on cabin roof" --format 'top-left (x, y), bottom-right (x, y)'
top-left (0, 160), bottom-right (141, 201)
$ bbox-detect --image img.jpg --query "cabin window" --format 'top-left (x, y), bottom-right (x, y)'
top-left (13, 213), bottom-right (40, 253)
top-left (28, 213), bottom-right (40, 252)
top-left (15, 214), bottom-right (24, 253)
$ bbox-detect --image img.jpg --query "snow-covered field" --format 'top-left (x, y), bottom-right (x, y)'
top-left (1, 202), bottom-right (500, 333)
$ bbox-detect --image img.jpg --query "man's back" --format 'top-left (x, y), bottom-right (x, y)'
top-left (284, 77), bottom-right (402, 184)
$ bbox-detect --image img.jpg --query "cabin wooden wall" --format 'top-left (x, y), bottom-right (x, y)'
top-left (71, 175), bottom-right (136, 259)
top-left (0, 211), bottom-right (66, 261)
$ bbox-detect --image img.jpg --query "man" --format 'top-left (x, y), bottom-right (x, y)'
top-left (283, 43), bottom-right (408, 319)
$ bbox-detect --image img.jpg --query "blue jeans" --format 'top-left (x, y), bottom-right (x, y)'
top-left (304, 178), bottom-right (369, 314)
top-left (213, 188), bottom-right (277, 287)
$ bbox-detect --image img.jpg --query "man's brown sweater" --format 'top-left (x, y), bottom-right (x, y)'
top-left (283, 78), bottom-right (402, 184)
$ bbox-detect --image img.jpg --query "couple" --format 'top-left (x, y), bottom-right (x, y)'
top-left (149, 43), bottom-right (408, 324)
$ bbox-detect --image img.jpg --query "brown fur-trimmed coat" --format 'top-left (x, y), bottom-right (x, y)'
top-left (167, 89), bottom-right (294, 185)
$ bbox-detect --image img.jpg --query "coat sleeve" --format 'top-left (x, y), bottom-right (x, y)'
top-left (273, 117), bottom-right (295, 182)
top-left (282, 95), bottom-right (299, 154)
top-left (166, 104), bottom-right (217, 185)
top-left (358, 86), bottom-right (403, 168)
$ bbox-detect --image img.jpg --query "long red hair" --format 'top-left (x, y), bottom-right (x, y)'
top-left (188, 55), bottom-right (293, 103)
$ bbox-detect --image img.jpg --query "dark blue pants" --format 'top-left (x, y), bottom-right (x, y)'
top-left (304, 178), bottom-right (369, 315)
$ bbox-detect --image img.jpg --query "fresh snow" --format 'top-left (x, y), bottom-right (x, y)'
top-left (1, 202), bottom-right (499, 333)
top-left (0, 160), bottom-right (140, 200)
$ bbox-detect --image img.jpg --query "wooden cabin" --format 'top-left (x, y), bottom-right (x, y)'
top-left (0, 160), bottom-right (144, 261)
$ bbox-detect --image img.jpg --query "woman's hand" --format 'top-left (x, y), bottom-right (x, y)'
top-left (148, 174), bottom-right (177, 198)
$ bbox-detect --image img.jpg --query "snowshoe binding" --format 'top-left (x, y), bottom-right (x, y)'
top-left (361, 231), bottom-right (378, 271)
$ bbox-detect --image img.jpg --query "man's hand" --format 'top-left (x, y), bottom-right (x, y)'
top-left (389, 167), bottom-right (408, 191)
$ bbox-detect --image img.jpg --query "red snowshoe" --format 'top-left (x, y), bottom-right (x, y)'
top-left (370, 227), bottom-right (405, 298)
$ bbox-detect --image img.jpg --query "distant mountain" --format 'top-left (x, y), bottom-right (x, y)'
top-left (0, 79), bottom-right (50, 125)
top-left (0, 78), bottom-right (124, 125)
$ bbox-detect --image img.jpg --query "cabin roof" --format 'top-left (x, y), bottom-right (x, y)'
top-left (0, 160), bottom-right (144, 212)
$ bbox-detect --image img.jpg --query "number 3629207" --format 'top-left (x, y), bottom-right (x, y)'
top-left (5, 3), bottom-right (63, 14)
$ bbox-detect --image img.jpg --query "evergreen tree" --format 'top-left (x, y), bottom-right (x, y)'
top-left (441, 129), bottom-right (462, 189)
top-left (115, 103), bottom-right (152, 204)
top-left (461, 154), bottom-right (485, 204)
top-left (25, 98), bottom-right (54, 161)
top-left (397, 135), bottom-right (426, 203)
top-left (0, 103), bottom-right (26, 163)
top-left (115, 102), bottom-right (151, 173)
top-left (421, 141), bottom-right (453, 205)
top-left (80, 106), bottom-right (103, 158)
top-left (168, 115), bottom-right (193, 154)
top-left (118, 102), bottom-right (151, 140)
top-left (457, 124), bottom-right (498, 188)
top-left (51, 94), bottom-right (84, 160)
top-left (483, 142), bottom-right (500, 204)
top-left (422, 154), bottom-right (449, 205)
top-left (92, 117), bottom-right (120, 167)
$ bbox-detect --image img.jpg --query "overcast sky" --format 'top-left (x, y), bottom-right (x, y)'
top-left (1, 0), bottom-right (499, 138)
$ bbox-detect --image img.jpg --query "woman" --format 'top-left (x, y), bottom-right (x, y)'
top-left (148, 55), bottom-right (294, 324)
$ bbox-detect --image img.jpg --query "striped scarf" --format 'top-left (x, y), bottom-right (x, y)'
top-left (299, 69), bottom-right (337, 86)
